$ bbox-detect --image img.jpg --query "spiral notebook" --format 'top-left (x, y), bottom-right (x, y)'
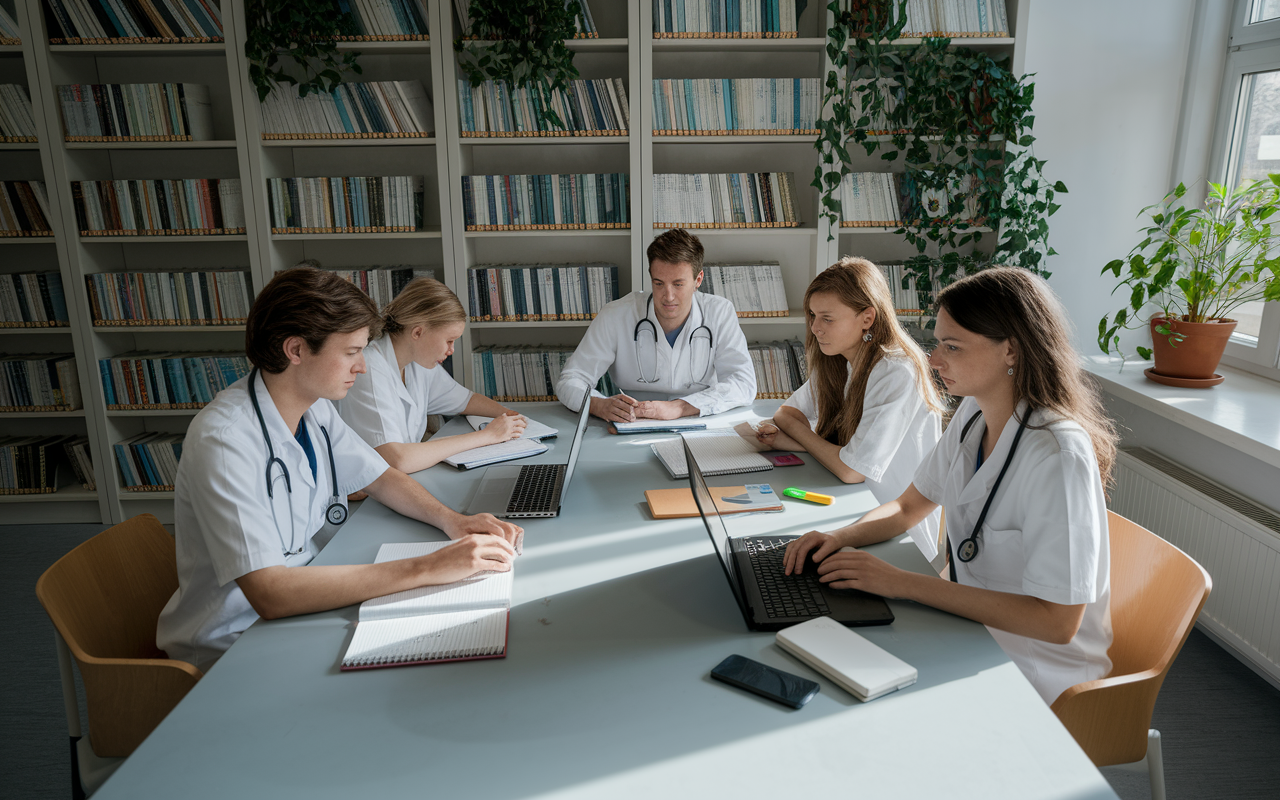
top-left (341, 542), bottom-right (513, 671)
top-left (651, 431), bottom-right (773, 479)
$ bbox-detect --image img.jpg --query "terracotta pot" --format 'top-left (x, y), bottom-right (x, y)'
top-left (1148, 316), bottom-right (1236, 380)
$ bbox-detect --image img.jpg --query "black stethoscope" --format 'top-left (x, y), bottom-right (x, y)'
top-left (949, 408), bottom-right (1030, 572)
top-left (633, 294), bottom-right (714, 385)
top-left (249, 368), bottom-right (347, 557)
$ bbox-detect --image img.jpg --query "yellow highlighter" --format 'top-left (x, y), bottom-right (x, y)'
top-left (783, 488), bottom-right (834, 505)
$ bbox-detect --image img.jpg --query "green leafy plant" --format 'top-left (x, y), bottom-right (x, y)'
top-left (244, 0), bottom-right (363, 102)
top-left (1098, 176), bottom-right (1280, 360)
top-left (814, 0), bottom-right (1065, 317)
top-left (454, 0), bottom-right (580, 130)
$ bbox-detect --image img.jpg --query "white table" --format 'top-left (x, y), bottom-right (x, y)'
top-left (94, 401), bottom-right (1118, 799)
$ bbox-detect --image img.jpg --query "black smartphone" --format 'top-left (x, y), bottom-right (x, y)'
top-left (710, 654), bottom-right (819, 709)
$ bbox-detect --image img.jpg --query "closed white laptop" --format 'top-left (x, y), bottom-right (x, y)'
top-left (775, 616), bottom-right (917, 702)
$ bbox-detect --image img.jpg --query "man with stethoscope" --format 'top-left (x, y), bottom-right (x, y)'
top-left (157, 267), bottom-right (522, 673)
top-left (556, 228), bottom-right (756, 422)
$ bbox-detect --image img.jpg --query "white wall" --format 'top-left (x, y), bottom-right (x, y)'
top-left (1021, 0), bottom-right (1202, 353)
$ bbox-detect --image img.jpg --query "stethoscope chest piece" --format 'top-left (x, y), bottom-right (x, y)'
top-left (326, 501), bottom-right (348, 526)
top-left (957, 537), bottom-right (979, 562)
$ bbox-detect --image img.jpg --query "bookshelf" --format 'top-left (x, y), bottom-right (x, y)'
top-left (0, 0), bottom-right (1026, 524)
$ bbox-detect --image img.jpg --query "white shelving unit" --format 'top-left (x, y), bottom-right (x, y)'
top-left (0, 0), bottom-right (1025, 524)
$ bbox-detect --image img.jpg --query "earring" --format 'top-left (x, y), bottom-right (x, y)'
top-left (862, 332), bottom-right (872, 342)
top-left (1007, 367), bottom-right (1014, 375)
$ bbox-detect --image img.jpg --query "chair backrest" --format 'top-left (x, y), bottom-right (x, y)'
top-left (36, 513), bottom-right (177, 663)
top-left (1105, 510), bottom-right (1212, 679)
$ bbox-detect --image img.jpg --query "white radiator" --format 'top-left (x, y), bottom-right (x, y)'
top-left (1111, 447), bottom-right (1280, 685)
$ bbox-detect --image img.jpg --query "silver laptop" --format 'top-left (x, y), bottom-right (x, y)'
top-left (466, 399), bottom-right (591, 518)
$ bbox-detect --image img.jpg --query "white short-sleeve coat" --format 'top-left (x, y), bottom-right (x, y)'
top-left (913, 396), bottom-right (1113, 704)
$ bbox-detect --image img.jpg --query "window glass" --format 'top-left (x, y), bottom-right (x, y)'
top-left (1251, 0), bottom-right (1280, 24)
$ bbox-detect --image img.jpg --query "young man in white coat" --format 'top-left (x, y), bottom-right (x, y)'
top-left (157, 267), bottom-right (522, 673)
top-left (556, 228), bottom-right (756, 422)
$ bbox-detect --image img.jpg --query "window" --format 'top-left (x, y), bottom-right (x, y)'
top-left (1213, 1), bottom-right (1280, 376)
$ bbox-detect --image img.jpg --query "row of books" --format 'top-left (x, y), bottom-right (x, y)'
top-left (259, 81), bottom-right (434, 139)
top-left (0, 435), bottom-right (88, 494)
top-left (697, 263), bottom-right (790, 317)
top-left (335, 0), bottom-right (429, 40)
top-left (59, 83), bottom-right (213, 141)
top-left (267, 176), bottom-right (423, 233)
top-left (897, 0), bottom-right (1010, 37)
top-left (1, 181), bottom-right (54, 237)
top-left (469, 345), bottom-right (575, 402)
top-left (880, 262), bottom-right (929, 314)
top-left (1, 354), bottom-right (82, 411)
top-left (461, 173), bottom-right (631, 230)
top-left (1, 85), bottom-right (38, 142)
top-left (458, 78), bottom-right (630, 137)
top-left (44, 0), bottom-right (224, 43)
top-left (0, 7), bottom-right (19, 44)
top-left (465, 263), bottom-right (621, 322)
top-left (86, 269), bottom-right (252, 326)
top-left (98, 351), bottom-right (251, 409)
top-left (652, 78), bottom-right (821, 135)
top-left (114, 432), bottom-right (182, 490)
top-left (71, 178), bottom-right (246, 235)
top-left (652, 0), bottom-right (801, 38)
top-left (1, 272), bottom-right (71, 327)
top-left (840, 172), bottom-right (904, 226)
top-left (453, 0), bottom-right (598, 39)
top-left (66, 435), bottom-right (96, 489)
top-left (652, 172), bottom-right (800, 228)
top-left (750, 339), bottom-right (806, 398)
top-left (329, 266), bottom-right (438, 310)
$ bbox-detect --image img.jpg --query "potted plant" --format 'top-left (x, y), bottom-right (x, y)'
top-left (1098, 175), bottom-right (1280, 387)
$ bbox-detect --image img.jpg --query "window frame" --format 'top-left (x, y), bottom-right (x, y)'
top-left (1211, 1), bottom-right (1280, 379)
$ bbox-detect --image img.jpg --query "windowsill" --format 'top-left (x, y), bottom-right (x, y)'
top-left (1083, 355), bottom-right (1280, 470)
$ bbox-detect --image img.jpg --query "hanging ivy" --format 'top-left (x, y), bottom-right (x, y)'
top-left (454, 0), bottom-right (580, 130)
top-left (244, 0), bottom-right (363, 103)
top-left (814, 0), bottom-right (1065, 318)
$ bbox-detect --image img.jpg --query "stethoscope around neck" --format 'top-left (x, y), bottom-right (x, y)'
top-left (633, 294), bottom-right (714, 385)
top-left (249, 368), bottom-right (347, 557)
top-left (948, 407), bottom-right (1030, 573)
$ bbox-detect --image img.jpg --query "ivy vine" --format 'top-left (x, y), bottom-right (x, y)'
top-left (454, 0), bottom-right (580, 130)
top-left (814, 0), bottom-right (1065, 318)
top-left (244, 0), bottom-right (363, 103)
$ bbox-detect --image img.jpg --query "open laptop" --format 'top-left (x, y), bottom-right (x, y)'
top-left (466, 399), bottom-right (591, 519)
top-left (685, 437), bottom-right (895, 632)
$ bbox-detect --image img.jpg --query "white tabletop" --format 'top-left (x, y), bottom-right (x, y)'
top-left (94, 400), bottom-right (1118, 800)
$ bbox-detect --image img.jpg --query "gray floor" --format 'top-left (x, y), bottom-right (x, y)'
top-left (4, 522), bottom-right (1280, 799)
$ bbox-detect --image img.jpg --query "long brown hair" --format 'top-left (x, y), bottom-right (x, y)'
top-left (380, 277), bottom-right (465, 338)
top-left (804, 257), bottom-right (944, 444)
top-left (936, 267), bottom-right (1118, 488)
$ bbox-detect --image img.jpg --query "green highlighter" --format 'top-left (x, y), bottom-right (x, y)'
top-left (783, 488), bottom-right (834, 505)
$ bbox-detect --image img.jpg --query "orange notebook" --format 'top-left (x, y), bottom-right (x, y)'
top-left (645, 484), bottom-right (784, 519)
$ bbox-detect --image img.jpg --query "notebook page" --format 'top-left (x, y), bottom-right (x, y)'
top-left (342, 608), bottom-right (508, 668)
top-left (466, 415), bottom-right (559, 440)
top-left (651, 430), bottom-right (773, 479)
top-left (357, 542), bottom-right (513, 622)
top-left (443, 437), bottom-right (547, 469)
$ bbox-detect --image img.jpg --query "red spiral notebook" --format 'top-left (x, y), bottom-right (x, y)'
top-left (341, 542), bottom-right (513, 670)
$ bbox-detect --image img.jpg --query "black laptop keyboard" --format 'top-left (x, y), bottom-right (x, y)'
top-left (746, 537), bottom-right (831, 619)
top-left (507, 464), bottom-right (565, 514)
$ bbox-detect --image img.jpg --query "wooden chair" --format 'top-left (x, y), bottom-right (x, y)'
top-left (1051, 511), bottom-right (1212, 800)
top-left (36, 514), bottom-right (203, 798)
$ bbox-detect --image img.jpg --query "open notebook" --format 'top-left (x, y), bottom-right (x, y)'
top-left (443, 437), bottom-right (547, 469)
top-left (651, 430), bottom-right (773, 479)
top-left (341, 542), bottom-right (513, 671)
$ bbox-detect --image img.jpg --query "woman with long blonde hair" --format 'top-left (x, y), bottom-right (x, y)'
top-left (783, 266), bottom-right (1119, 705)
top-left (748, 256), bottom-right (945, 557)
top-left (338, 277), bottom-right (526, 474)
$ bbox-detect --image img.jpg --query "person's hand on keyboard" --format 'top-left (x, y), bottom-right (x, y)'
top-left (783, 530), bottom-right (841, 575)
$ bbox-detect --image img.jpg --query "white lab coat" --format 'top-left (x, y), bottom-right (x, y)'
top-left (157, 374), bottom-right (390, 673)
top-left (556, 291), bottom-right (756, 416)
top-left (782, 352), bottom-right (941, 557)
top-left (338, 335), bottom-right (473, 448)
top-left (912, 396), bottom-right (1113, 705)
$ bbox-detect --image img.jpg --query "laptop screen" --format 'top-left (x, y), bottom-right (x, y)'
top-left (559, 397), bottom-right (593, 497)
top-left (684, 436), bottom-right (751, 617)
